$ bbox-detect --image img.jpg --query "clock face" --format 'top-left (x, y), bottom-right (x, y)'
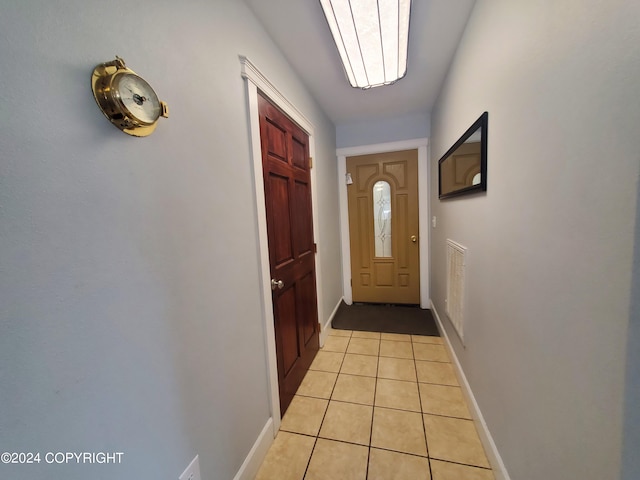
top-left (114, 73), bottom-right (161, 125)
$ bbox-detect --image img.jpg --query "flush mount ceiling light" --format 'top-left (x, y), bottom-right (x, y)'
top-left (320, 0), bottom-right (411, 89)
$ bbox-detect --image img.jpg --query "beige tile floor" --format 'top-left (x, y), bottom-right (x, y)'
top-left (255, 329), bottom-right (495, 480)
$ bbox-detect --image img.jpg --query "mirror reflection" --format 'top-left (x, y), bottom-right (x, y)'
top-left (438, 112), bottom-right (488, 199)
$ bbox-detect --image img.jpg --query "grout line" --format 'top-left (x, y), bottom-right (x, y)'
top-left (429, 457), bottom-right (494, 471)
top-left (421, 411), bottom-right (474, 421)
top-left (412, 337), bottom-right (434, 480)
top-left (365, 347), bottom-right (382, 480)
top-left (418, 381), bottom-right (462, 387)
top-left (294, 393), bottom-right (333, 401)
top-left (301, 436), bottom-right (318, 480)
top-left (299, 434), bottom-right (428, 459)
top-left (276, 430), bottom-right (319, 440)
top-left (368, 445), bottom-right (430, 460)
top-left (376, 376), bottom-right (420, 385)
top-left (315, 397), bottom-right (374, 408)
top-left (302, 336), bottom-right (352, 480)
top-left (316, 435), bottom-right (371, 449)
top-left (341, 351), bottom-right (379, 358)
top-left (379, 354), bottom-right (415, 360)
top-left (414, 359), bottom-right (451, 364)
top-left (336, 371), bottom-right (376, 380)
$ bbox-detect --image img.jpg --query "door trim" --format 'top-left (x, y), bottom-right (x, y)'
top-left (240, 56), bottom-right (325, 434)
top-left (337, 139), bottom-right (430, 308)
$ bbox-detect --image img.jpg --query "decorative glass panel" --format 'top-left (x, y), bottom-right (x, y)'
top-left (373, 180), bottom-right (392, 257)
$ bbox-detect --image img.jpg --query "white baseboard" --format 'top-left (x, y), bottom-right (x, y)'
top-left (233, 297), bottom-right (344, 480)
top-left (232, 418), bottom-right (274, 480)
top-left (320, 297), bottom-right (344, 346)
top-left (430, 301), bottom-right (511, 480)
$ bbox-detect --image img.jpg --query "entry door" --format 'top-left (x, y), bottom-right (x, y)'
top-left (258, 93), bottom-right (319, 416)
top-left (347, 150), bottom-right (420, 304)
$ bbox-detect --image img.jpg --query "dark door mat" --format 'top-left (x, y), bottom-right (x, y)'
top-left (331, 301), bottom-right (440, 336)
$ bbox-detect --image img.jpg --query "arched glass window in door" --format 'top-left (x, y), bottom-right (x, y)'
top-left (373, 180), bottom-right (392, 257)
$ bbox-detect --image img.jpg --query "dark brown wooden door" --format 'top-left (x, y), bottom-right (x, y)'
top-left (258, 93), bottom-right (319, 416)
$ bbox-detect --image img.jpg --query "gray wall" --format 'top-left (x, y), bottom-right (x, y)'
top-left (622, 182), bottom-right (640, 480)
top-left (0, 1), bottom-right (339, 479)
top-left (336, 112), bottom-right (430, 148)
top-left (429, 1), bottom-right (640, 479)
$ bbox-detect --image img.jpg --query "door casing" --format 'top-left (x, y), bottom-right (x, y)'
top-left (338, 139), bottom-right (430, 307)
top-left (259, 92), bottom-right (319, 416)
top-left (241, 57), bottom-right (328, 435)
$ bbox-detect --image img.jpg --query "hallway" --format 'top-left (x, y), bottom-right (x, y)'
top-left (255, 329), bottom-right (495, 479)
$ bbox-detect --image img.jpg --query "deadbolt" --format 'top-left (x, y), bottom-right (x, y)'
top-left (271, 279), bottom-right (284, 290)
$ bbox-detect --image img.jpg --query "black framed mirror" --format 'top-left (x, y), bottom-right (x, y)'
top-left (438, 112), bottom-right (488, 199)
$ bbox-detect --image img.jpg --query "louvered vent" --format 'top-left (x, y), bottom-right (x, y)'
top-left (446, 239), bottom-right (466, 341)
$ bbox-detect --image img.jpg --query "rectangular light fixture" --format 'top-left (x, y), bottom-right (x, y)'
top-left (320, 0), bottom-right (411, 89)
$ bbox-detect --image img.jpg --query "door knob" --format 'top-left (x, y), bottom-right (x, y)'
top-left (410, 235), bottom-right (417, 243)
top-left (271, 279), bottom-right (284, 290)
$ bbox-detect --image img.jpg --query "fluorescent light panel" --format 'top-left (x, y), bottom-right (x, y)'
top-left (320, 0), bottom-right (411, 89)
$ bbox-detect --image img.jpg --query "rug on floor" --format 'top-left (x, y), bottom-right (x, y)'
top-left (331, 301), bottom-right (440, 336)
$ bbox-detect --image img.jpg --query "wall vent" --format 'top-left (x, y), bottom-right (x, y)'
top-left (446, 239), bottom-right (467, 342)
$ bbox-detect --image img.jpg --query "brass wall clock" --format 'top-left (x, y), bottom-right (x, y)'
top-left (91, 56), bottom-right (169, 137)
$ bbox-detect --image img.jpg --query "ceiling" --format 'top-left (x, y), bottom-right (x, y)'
top-left (244, 0), bottom-right (477, 125)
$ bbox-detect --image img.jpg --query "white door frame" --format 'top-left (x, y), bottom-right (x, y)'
top-left (337, 139), bottom-right (430, 308)
top-left (240, 56), bottom-right (325, 434)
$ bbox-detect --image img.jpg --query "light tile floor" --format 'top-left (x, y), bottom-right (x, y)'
top-left (255, 329), bottom-right (495, 480)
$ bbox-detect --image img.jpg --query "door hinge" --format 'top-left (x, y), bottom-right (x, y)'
top-left (350, 278), bottom-right (352, 286)
top-left (309, 156), bottom-right (313, 169)
top-left (313, 243), bottom-right (317, 253)
top-left (318, 322), bottom-right (322, 333)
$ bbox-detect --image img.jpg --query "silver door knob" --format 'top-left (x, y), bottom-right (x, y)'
top-left (271, 279), bottom-right (284, 290)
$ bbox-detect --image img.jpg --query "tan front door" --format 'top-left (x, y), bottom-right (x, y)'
top-left (347, 150), bottom-right (420, 304)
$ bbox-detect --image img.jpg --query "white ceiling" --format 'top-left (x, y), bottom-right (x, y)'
top-left (244, 0), bottom-right (477, 125)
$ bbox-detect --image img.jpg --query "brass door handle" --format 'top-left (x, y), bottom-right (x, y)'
top-left (410, 235), bottom-right (417, 243)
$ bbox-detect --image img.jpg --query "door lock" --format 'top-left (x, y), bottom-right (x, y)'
top-left (271, 279), bottom-right (284, 290)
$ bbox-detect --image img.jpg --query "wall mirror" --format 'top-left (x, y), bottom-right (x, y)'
top-left (438, 112), bottom-right (488, 199)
